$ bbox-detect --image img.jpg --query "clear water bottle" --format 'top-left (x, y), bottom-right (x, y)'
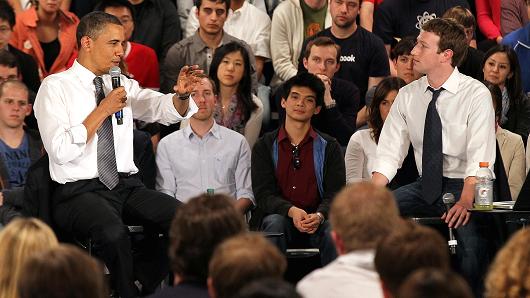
top-left (474, 162), bottom-right (494, 210)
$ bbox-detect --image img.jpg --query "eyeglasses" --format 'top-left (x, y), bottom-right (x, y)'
top-left (292, 145), bottom-right (301, 170)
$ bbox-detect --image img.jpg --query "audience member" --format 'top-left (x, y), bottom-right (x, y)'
top-left (97, 0), bottom-right (160, 89)
top-left (128, 0), bottom-right (181, 62)
top-left (442, 6), bottom-right (485, 80)
top-left (293, 36), bottom-right (359, 146)
top-left (236, 278), bottom-right (301, 298)
top-left (483, 44), bottom-right (530, 141)
top-left (0, 217), bottom-right (58, 298)
top-left (397, 268), bottom-right (473, 298)
top-left (208, 42), bottom-right (263, 147)
top-left (161, 0), bottom-right (257, 94)
top-left (476, 0), bottom-right (529, 44)
top-left (484, 227), bottom-right (530, 298)
top-left (18, 244), bottom-right (108, 298)
top-left (207, 233), bottom-right (287, 298)
top-left (270, 0), bottom-right (331, 82)
top-left (345, 77), bottom-right (405, 182)
top-left (251, 72), bottom-right (345, 265)
top-left (148, 194), bottom-right (245, 298)
top-left (372, 18), bottom-right (495, 294)
top-left (374, 221), bottom-right (451, 298)
top-left (389, 37), bottom-right (422, 84)
top-left (297, 182), bottom-right (402, 298)
top-left (373, 0), bottom-right (470, 54)
top-left (502, 22), bottom-right (530, 94)
top-left (0, 80), bottom-right (41, 225)
top-left (33, 12), bottom-right (198, 298)
top-left (486, 81), bottom-right (525, 200)
top-left (298, 0), bottom-right (388, 110)
top-left (185, 0), bottom-right (271, 79)
top-left (10, 0), bottom-right (79, 78)
top-left (156, 75), bottom-right (254, 214)
top-left (359, 0), bottom-right (382, 32)
top-left (0, 0), bottom-right (40, 93)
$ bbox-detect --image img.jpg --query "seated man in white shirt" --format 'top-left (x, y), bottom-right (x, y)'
top-left (372, 18), bottom-right (496, 295)
top-left (156, 75), bottom-right (254, 214)
top-left (296, 182), bottom-right (401, 298)
top-left (33, 12), bottom-right (198, 298)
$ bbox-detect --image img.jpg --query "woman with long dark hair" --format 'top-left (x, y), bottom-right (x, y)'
top-left (209, 41), bottom-right (263, 147)
top-left (482, 44), bottom-right (530, 141)
top-left (345, 77), bottom-right (406, 183)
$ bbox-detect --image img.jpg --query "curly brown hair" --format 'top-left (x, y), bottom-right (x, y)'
top-left (485, 228), bottom-right (530, 298)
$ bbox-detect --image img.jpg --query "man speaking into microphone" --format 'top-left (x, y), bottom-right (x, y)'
top-left (33, 11), bottom-right (200, 298)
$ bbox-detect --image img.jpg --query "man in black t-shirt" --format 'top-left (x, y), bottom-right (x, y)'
top-left (297, 0), bottom-right (389, 111)
top-left (373, 0), bottom-right (470, 54)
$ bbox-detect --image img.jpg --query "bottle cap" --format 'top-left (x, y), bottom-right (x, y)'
top-left (206, 188), bottom-right (215, 196)
top-left (479, 162), bottom-right (489, 167)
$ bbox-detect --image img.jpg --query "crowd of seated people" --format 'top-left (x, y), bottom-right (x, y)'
top-left (0, 0), bottom-right (530, 297)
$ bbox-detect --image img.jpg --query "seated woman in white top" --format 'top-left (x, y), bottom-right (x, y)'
top-left (345, 77), bottom-right (406, 183)
top-left (209, 41), bottom-right (263, 148)
top-left (486, 81), bottom-right (526, 200)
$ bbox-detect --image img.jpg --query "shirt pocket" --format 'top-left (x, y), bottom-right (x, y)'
top-left (214, 154), bottom-right (236, 186)
top-left (442, 124), bottom-right (467, 158)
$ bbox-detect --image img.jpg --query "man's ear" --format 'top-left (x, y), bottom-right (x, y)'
top-left (25, 103), bottom-right (32, 116)
top-left (207, 277), bottom-right (217, 298)
top-left (331, 230), bottom-right (344, 255)
top-left (303, 57), bottom-right (309, 70)
top-left (80, 36), bottom-right (92, 52)
top-left (280, 97), bottom-right (287, 109)
top-left (314, 105), bottom-right (321, 115)
top-left (196, 6), bottom-right (200, 18)
top-left (441, 49), bottom-right (454, 64)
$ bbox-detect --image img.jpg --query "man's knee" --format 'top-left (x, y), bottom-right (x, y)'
top-left (92, 224), bottom-right (129, 248)
top-left (261, 214), bottom-right (289, 232)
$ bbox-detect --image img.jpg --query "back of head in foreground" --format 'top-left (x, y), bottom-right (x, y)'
top-left (330, 182), bottom-right (401, 254)
top-left (169, 193), bottom-right (246, 284)
top-left (18, 244), bottom-right (108, 298)
top-left (485, 228), bottom-right (530, 298)
top-left (374, 220), bottom-right (451, 297)
top-left (208, 233), bottom-right (287, 298)
top-left (235, 278), bottom-right (302, 298)
top-left (0, 217), bottom-right (58, 298)
top-left (397, 268), bottom-right (473, 298)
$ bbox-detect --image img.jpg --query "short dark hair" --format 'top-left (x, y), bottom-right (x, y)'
top-left (303, 36), bottom-right (341, 63)
top-left (76, 11), bottom-right (122, 48)
top-left (483, 81), bottom-right (502, 120)
top-left (398, 268), bottom-right (473, 298)
top-left (390, 36), bottom-right (416, 60)
top-left (169, 194), bottom-right (245, 283)
top-left (94, 0), bottom-right (135, 22)
top-left (421, 18), bottom-right (468, 67)
top-left (18, 244), bottom-right (108, 298)
top-left (368, 76), bottom-right (406, 143)
top-left (0, 49), bottom-right (19, 71)
top-left (194, 0), bottom-right (230, 12)
top-left (375, 221), bottom-right (451, 297)
top-left (0, 0), bottom-right (15, 28)
top-left (442, 6), bottom-right (475, 29)
top-left (282, 72), bottom-right (325, 107)
top-left (235, 278), bottom-right (302, 298)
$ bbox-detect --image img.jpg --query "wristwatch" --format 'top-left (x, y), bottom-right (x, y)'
top-left (176, 92), bottom-right (190, 101)
top-left (316, 212), bottom-right (325, 224)
top-left (325, 99), bottom-right (336, 109)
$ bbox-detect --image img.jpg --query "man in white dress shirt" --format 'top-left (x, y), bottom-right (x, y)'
top-left (156, 75), bottom-right (255, 214)
top-left (372, 18), bottom-right (496, 295)
top-left (33, 12), bottom-right (199, 298)
top-left (297, 182), bottom-right (401, 298)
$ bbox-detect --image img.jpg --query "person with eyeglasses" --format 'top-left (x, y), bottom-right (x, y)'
top-left (251, 72), bottom-right (345, 266)
top-left (0, 80), bottom-right (43, 225)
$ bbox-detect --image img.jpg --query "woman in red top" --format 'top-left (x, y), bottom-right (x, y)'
top-left (10, 0), bottom-right (78, 79)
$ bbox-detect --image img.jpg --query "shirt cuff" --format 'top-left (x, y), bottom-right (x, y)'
top-left (372, 161), bottom-right (397, 183)
top-left (69, 124), bottom-right (88, 144)
top-left (176, 94), bottom-right (199, 118)
top-left (237, 192), bottom-right (256, 206)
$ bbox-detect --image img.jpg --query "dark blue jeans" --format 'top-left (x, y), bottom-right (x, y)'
top-left (260, 214), bottom-right (337, 266)
top-left (394, 178), bottom-right (489, 296)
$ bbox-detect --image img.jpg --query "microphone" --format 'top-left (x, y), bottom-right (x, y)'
top-left (109, 66), bottom-right (123, 125)
top-left (442, 193), bottom-right (458, 255)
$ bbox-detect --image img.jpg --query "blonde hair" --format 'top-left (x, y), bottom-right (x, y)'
top-left (0, 218), bottom-right (58, 298)
top-left (330, 182), bottom-right (401, 252)
top-left (485, 228), bottom-right (530, 298)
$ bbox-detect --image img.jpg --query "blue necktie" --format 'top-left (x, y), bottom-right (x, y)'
top-left (422, 87), bottom-right (444, 204)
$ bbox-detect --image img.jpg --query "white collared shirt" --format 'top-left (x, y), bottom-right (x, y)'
top-left (373, 67), bottom-right (496, 181)
top-left (34, 60), bottom-right (198, 184)
top-left (155, 122), bottom-right (255, 204)
top-left (297, 250), bottom-right (383, 298)
top-left (185, 2), bottom-right (271, 59)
